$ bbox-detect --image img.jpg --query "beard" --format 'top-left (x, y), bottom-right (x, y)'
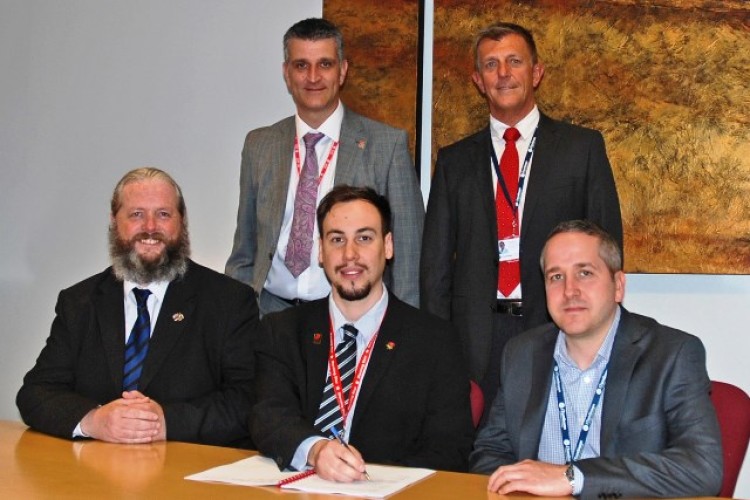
top-left (334, 280), bottom-right (372, 302)
top-left (109, 224), bottom-right (190, 285)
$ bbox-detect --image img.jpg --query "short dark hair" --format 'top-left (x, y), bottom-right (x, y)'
top-left (473, 22), bottom-right (538, 71)
top-left (283, 18), bottom-right (345, 62)
top-left (540, 220), bottom-right (623, 276)
top-left (317, 185), bottom-right (392, 237)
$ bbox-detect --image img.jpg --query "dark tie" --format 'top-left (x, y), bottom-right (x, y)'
top-left (123, 288), bottom-right (152, 391)
top-left (285, 132), bottom-right (326, 278)
top-left (314, 324), bottom-right (358, 434)
top-left (496, 127), bottom-right (521, 296)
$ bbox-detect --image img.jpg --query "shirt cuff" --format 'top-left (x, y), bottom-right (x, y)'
top-left (573, 465), bottom-right (584, 496)
top-left (72, 421), bottom-right (89, 438)
top-left (291, 436), bottom-right (327, 471)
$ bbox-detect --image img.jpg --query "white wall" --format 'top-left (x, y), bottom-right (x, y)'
top-left (1, 1), bottom-right (747, 496)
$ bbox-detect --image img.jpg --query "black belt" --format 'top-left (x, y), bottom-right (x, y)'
top-left (495, 300), bottom-right (523, 316)
top-left (279, 297), bottom-right (308, 307)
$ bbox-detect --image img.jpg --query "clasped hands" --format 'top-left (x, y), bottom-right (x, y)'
top-left (308, 438), bottom-right (368, 482)
top-left (81, 390), bottom-right (166, 444)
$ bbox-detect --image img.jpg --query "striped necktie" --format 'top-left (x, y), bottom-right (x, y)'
top-left (314, 324), bottom-right (358, 434)
top-left (123, 288), bottom-right (152, 391)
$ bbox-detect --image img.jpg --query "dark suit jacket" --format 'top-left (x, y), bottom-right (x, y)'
top-left (421, 113), bottom-right (623, 383)
top-left (470, 308), bottom-right (723, 498)
top-left (226, 106), bottom-right (424, 306)
top-left (251, 293), bottom-right (474, 472)
top-left (16, 261), bottom-right (260, 448)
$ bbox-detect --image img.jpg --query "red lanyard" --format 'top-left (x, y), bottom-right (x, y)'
top-left (327, 316), bottom-right (379, 427)
top-left (294, 136), bottom-right (339, 183)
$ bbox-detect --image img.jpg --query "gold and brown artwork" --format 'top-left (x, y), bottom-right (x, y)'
top-left (325, 0), bottom-right (750, 273)
top-left (324, 0), bottom-right (420, 157)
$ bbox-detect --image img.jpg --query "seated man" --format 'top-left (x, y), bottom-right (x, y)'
top-left (17, 168), bottom-right (259, 448)
top-left (252, 185), bottom-right (473, 480)
top-left (470, 220), bottom-right (722, 498)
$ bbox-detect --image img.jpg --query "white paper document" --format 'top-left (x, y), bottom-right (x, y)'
top-left (185, 455), bottom-right (435, 498)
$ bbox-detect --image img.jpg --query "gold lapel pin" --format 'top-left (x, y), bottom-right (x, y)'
top-left (172, 312), bottom-right (185, 322)
top-left (313, 333), bottom-right (322, 345)
top-left (357, 139), bottom-right (366, 150)
top-left (386, 341), bottom-right (396, 350)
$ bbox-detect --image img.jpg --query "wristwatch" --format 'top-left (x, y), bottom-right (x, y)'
top-left (565, 463), bottom-right (576, 494)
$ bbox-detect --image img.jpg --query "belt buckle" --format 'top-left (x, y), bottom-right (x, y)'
top-left (496, 300), bottom-right (523, 316)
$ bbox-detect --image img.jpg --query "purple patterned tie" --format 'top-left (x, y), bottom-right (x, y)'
top-left (285, 132), bottom-right (325, 277)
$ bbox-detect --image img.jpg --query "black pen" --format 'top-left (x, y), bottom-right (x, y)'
top-left (330, 425), bottom-right (370, 480)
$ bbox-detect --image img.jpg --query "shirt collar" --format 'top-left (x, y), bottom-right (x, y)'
top-left (489, 105), bottom-right (540, 143)
top-left (295, 100), bottom-right (344, 142)
top-left (554, 305), bottom-right (621, 371)
top-left (123, 279), bottom-right (170, 304)
top-left (328, 285), bottom-right (389, 344)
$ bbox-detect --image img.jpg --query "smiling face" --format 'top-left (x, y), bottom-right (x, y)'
top-left (319, 199), bottom-right (393, 311)
top-left (543, 232), bottom-right (625, 344)
top-left (112, 178), bottom-right (183, 264)
top-left (472, 33), bottom-right (544, 126)
top-left (283, 37), bottom-right (348, 129)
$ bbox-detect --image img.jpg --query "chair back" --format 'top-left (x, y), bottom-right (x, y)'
top-left (469, 380), bottom-right (484, 428)
top-left (710, 380), bottom-right (750, 497)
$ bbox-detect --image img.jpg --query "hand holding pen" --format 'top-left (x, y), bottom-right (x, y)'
top-left (330, 425), bottom-right (371, 481)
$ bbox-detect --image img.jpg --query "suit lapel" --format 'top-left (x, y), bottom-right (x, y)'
top-left (138, 271), bottom-right (197, 391)
top-left (599, 309), bottom-right (646, 455)
top-left (334, 107), bottom-right (366, 184)
top-left (472, 127), bottom-right (499, 245)
top-left (521, 114), bottom-right (558, 242)
top-left (303, 302), bottom-right (333, 415)
top-left (94, 270), bottom-right (128, 392)
top-left (519, 328), bottom-right (556, 458)
top-left (350, 295), bottom-right (402, 429)
top-left (266, 118), bottom-right (297, 248)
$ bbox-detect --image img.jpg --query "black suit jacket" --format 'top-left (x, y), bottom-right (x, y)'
top-left (251, 293), bottom-right (474, 472)
top-left (421, 113), bottom-right (623, 382)
top-left (470, 308), bottom-right (723, 498)
top-left (17, 261), bottom-right (260, 448)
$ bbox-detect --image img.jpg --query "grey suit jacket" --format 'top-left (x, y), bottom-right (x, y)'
top-left (226, 106), bottom-right (423, 306)
top-left (470, 308), bottom-right (723, 498)
top-left (17, 261), bottom-right (260, 448)
top-left (421, 113), bottom-right (622, 383)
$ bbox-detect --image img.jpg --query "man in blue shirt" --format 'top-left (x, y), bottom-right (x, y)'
top-left (470, 220), bottom-right (722, 498)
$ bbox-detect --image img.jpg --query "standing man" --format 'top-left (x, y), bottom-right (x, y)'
top-left (470, 220), bottom-right (722, 498)
top-left (227, 18), bottom-right (423, 315)
top-left (17, 168), bottom-right (259, 448)
top-left (421, 23), bottom-right (623, 405)
top-left (252, 186), bottom-right (473, 480)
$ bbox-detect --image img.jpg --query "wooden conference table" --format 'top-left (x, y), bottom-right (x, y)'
top-left (0, 420), bottom-right (724, 499)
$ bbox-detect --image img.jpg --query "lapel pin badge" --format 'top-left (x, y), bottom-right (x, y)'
top-left (357, 139), bottom-right (366, 150)
top-left (386, 341), bottom-right (396, 350)
top-left (172, 312), bottom-right (185, 322)
top-left (313, 332), bottom-right (322, 344)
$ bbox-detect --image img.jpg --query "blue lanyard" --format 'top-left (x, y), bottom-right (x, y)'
top-left (553, 361), bottom-right (608, 463)
top-left (490, 127), bottom-right (538, 215)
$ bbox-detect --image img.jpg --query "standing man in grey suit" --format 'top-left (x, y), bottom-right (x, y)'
top-left (421, 23), bottom-right (623, 406)
top-left (471, 220), bottom-right (722, 498)
top-left (227, 18), bottom-right (423, 315)
top-left (17, 168), bottom-right (259, 447)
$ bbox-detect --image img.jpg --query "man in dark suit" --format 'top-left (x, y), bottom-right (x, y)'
top-left (252, 185), bottom-right (473, 481)
top-left (470, 220), bottom-right (722, 498)
top-left (226, 18), bottom-right (423, 315)
top-left (421, 22), bottom-right (623, 406)
top-left (17, 168), bottom-right (259, 448)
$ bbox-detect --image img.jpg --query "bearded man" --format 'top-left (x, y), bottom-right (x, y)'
top-left (17, 168), bottom-right (260, 448)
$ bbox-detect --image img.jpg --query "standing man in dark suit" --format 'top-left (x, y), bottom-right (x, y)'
top-left (17, 168), bottom-right (259, 448)
top-left (252, 185), bottom-right (473, 480)
top-left (421, 23), bottom-right (623, 405)
top-left (470, 220), bottom-right (722, 498)
top-left (226, 18), bottom-right (423, 315)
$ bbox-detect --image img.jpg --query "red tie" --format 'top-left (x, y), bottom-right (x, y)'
top-left (496, 127), bottom-right (521, 297)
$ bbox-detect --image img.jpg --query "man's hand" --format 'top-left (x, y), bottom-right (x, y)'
top-left (488, 459), bottom-right (572, 497)
top-left (307, 439), bottom-right (367, 482)
top-left (80, 391), bottom-right (166, 443)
